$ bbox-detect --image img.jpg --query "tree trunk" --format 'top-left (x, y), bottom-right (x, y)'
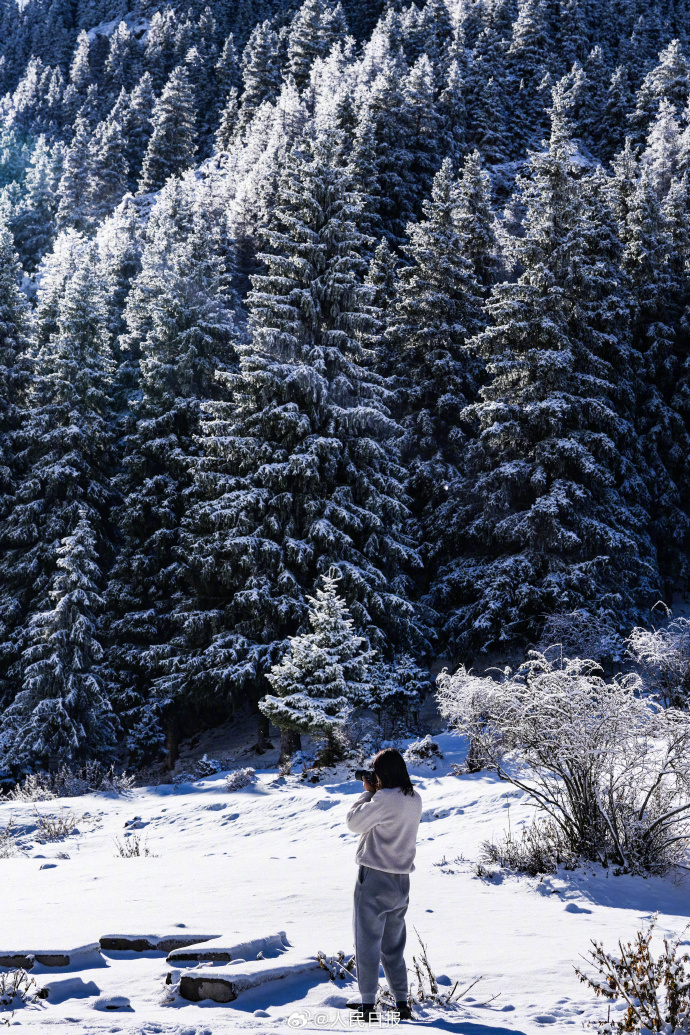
top-left (165, 716), bottom-right (179, 771)
top-left (279, 728), bottom-right (301, 764)
top-left (255, 713), bottom-right (272, 754)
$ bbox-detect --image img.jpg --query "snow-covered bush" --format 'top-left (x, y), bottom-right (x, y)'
top-left (438, 652), bottom-right (690, 873)
top-left (224, 767), bottom-right (255, 791)
top-left (437, 664), bottom-right (511, 773)
top-left (374, 931), bottom-right (481, 1013)
top-left (576, 920), bottom-right (690, 1034)
top-left (194, 755), bottom-right (222, 777)
top-left (404, 735), bottom-right (443, 766)
top-left (537, 609), bottom-right (625, 666)
top-left (628, 611), bottom-right (690, 709)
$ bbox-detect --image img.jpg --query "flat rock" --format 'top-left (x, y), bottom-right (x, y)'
top-left (179, 956), bottom-right (322, 1004)
top-left (100, 933), bottom-right (220, 953)
top-left (0, 943), bottom-right (101, 970)
top-left (93, 994), bottom-right (131, 1011)
top-left (167, 930), bottom-right (288, 964)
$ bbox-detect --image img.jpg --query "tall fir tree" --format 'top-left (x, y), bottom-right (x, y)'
top-left (0, 516), bottom-right (116, 772)
top-left (0, 242), bottom-right (117, 745)
top-left (175, 135), bottom-right (427, 748)
top-left (104, 178), bottom-right (237, 765)
top-left (432, 91), bottom-right (659, 653)
top-left (138, 65), bottom-right (197, 194)
top-left (0, 221), bottom-right (33, 710)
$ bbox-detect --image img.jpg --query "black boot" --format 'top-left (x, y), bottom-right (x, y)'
top-left (352, 1003), bottom-right (377, 1021)
top-left (396, 1000), bottom-right (413, 1020)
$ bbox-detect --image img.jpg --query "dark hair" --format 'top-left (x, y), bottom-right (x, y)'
top-left (373, 748), bottom-right (414, 796)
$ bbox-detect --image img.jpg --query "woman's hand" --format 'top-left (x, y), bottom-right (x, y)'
top-left (363, 776), bottom-right (377, 794)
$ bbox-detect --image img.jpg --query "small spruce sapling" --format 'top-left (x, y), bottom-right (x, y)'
top-left (260, 572), bottom-right (375, 762)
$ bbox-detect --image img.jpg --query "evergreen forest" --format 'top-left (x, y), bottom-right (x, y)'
top-left (0, 0), bottom-right (689, 776)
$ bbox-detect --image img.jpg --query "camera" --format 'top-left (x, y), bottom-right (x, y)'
top-left (355, 768), bottom-right (376, 785)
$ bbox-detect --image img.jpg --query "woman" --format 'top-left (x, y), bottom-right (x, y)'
top-left (346, 747), bottom-right (423, 1022)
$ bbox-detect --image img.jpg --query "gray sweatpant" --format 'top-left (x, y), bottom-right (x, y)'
top-left (353, 864), bottom-right (410, 1002)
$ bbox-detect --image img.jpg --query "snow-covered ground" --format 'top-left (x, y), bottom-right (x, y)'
top-left (2, 732), bottom-right (689, 1033)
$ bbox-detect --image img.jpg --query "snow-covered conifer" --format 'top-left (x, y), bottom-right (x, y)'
top-left (138, 66), bottom-right (197, 194)
top-left (260, 571), bottom-right (375, 757)
top-left (177, 135), bottom-right (426, 735)
top-left (0, 516), bottom-right (116, 771)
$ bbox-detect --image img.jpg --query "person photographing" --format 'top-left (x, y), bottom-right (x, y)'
top-left (346, 748), bottom-right (423, 1022)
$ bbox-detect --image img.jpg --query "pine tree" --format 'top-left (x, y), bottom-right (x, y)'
top-left (104, 178), bottom-right (237, 763)
top-left (214, 86), bottom-right (239, 152)
top-left (641, 98), bottom-right (681, 194)
top-left (438, 60), bottom-right (467, 166)
top-left (0, 221), bottom-right (32, 709)
top-left (56, 115), bottom-right (93, 233)
top-left (0, 242), bottom-right (117, 739)
top-left (260, 571), bottom-right (375, 759)
top-left (103, 21), bottom-right (141, 104)
top-left (88, 116), bottom-right (129, 225)
top-left (0, 516), bottom-right (116, 771)
top-left (121, 72), bottom-right (156, 193)
top-left (432, 93), bottom-right (659, 653)
top-left (629, 39), bottom-right (690, 144)
top-left (453, 149), bottom-right (500, 289)
top-left (601, 65), bottom-right (632, 162)
top-left (384, 158), bottom-right (483, 531)
top-left (608, 151), bottom-right (690, 591)
top-left (176, 135), bottom-right (426, 739)
top-left (5, 136), bottom-right (64, 272)
top-left (286, 0), bottom-right (348, 89)
top-left (215, 32), bottom-right (240, 100)
top-left (239, 20), bottom-right (283, 131)
top-left (138, 65), bottom-right (196, 194)
top-left (507, 0), bottom-right (551, 149)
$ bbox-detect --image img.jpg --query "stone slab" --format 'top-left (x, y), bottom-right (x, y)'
top-left (167, 930), bottom-right (289, 964)
top-left (179, 956), bottom-right (322, 1004)
top-left (100, 933), bottom-right (219, 953)
top-left (0, 943), bottom-right (100, 970)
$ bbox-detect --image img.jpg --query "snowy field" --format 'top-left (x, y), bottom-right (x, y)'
top-left (2, 733), bottom-right (689, 1034)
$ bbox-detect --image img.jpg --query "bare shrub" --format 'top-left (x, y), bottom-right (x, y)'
top-left (481, 817), bottom-right (578, 876)
top-left (224, 767), bottom-right (255, 791)
top-left (6, 763), bottom-right (133, 802)
top-left (576, 919), bottom-right (690, 1033)
top-left (33, 809), bottom-right (78, 841)
top-left (0, 968), bottom-right (46, 1009)
top-left (316, 950), bottom-right (355, 980)
top-left (374, 931), bottom-right (494, 1013)
top-left (278, 757), bottom-right (292, 777)
top-left (114, 834), bottom-right (154, 857)
top-left (0, 819), bottom-right (18, 859)
top-left (437, 652), bottom-right (690, 873)
top-left (628, 608), bottom-right (690, 709)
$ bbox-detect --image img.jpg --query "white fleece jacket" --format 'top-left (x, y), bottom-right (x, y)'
top-left (346, 787), bottom-right (423, 874)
